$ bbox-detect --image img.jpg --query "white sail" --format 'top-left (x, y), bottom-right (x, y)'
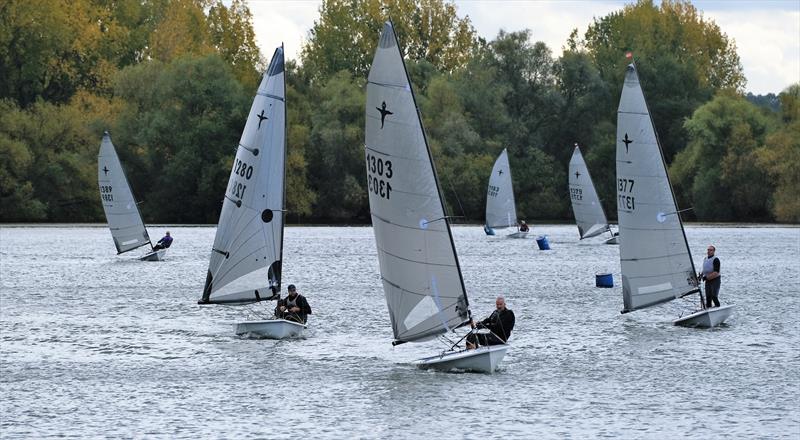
top-left (200, 47), bottom-right (286, 304)
top-left (569, 145), bottom-right (610, 239)
top-left (365, 22), bottom-right (470, 343)
top-left (616, 64), bottom-right (699, 313)
top-left (98, 132), bottom-right (152, 254)
top-left (485, 148), bottom-right (518, 229)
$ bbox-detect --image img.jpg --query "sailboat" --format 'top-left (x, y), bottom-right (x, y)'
top-left (197, 46), bottom-right (304, 339)
top-left (617, 62), bottom-right (734, 328)
top-left (485, 148), bottom-right (527, 238)
top-left (365, 21), bottom-right (509, 373)
top-left (568, 144), bottom-right (618, 244)
top-left (98, 132), bottom-right (165, 261)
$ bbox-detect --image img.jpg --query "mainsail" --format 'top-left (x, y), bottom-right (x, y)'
top-left (98, 132), bottom-right (152, 254)
top-left (485, 148), bottom-right (518, 229)
top-left (200, 47), bottom-right (286, 304)
top-left (569, 145), bottom-right (611, 239)
top-left (616, 64), bottom-right (699, 313)
top-left (365, 22), bottom-right (470, 343)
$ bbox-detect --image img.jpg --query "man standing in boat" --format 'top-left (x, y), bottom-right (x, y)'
top-left (152, 231), bottom-right (172, 251)
top-left (466, 296), bottom-right (515, 349)
top-left (275, 284), bottom-right (312, 323)
top-left (700, 245), bottom-right (722, 308)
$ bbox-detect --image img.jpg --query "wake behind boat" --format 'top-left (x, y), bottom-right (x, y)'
top-left (98, 132), bottom-right (165, 261)
top-left (197, 46), bottom-right (307, 339)
top-left (616, 61), bottom-right (734, 328)
top-left (364, 21), bottom-right (508, 373)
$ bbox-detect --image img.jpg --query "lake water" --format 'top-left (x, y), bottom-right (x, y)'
top-left (1, 224), bottom-right (798, 438)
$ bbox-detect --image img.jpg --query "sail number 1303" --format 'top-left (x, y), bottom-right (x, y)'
top-left (366, 153), bottom-right (393, 200)
top-left (618, 177), bottom-right (635, 211)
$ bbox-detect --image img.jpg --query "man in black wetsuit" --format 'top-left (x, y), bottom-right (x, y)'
top-left (466, 296), bottom-right (515, 349)
top-left (275, 284), bottom-right (312, 323)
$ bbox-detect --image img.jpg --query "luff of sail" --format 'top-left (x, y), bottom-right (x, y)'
top-left (485, 148), bottom-right (518, 229)
top-left (200, 47), bottom-right (286, 304)
top-left (569, 145), bottom-right (610, 239)
top-left (616, 64), bottom-right (699, 313)
top-left (98, 132), bottom-right (152, 254)
top-left (365, 22), bottom-right (469, 343)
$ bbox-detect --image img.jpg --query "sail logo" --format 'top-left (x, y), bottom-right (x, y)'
top-left (622, 133), bottom-right (633, 153)
top-left (376, 101), bottom-right (393, 129)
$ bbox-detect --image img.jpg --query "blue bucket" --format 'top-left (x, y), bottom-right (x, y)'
top-left (596, 273), bottom-right (614, 288)
top-left (535, 235), bottom-right (550, 250)
top-left (484, 225), bottom-right (495, 236)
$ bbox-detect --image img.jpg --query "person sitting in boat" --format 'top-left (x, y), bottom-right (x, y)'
top-left (518, 221), bottom-right (529, 232)
top-left (466, 296), bottom-right (515, 349)
top-left (699, 245), bottom-right (722, 308)
top-left (152, 231), bottom-right (172, 251)
top-left (275, 284), bottom-right (312, 323)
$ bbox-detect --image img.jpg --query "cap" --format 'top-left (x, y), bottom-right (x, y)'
top-left (287, 284), bottom-right (296, 290)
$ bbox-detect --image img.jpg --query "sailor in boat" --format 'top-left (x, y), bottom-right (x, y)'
top-left (518, 221), bottom-right (529, 232)
top-left (275, 284), bottom-right (312, 324)
top-left (699, 245), bottom-right (722, 308)
top-left (152, 231), bottom-right (173, 251)
top-left (466, 296), bottom-right (515, 349)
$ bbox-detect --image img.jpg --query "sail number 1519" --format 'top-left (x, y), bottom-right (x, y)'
top-left (366, 153), bottom-right (393, 200)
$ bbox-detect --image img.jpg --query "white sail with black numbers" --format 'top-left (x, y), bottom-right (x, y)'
top-left (569, 145), bottom-right (610, 239)
top-left (616, 63), bottom-right (699, 313)
top-left (200, 46), bottom-right (286, 304)
top-left (485, 148), bottom-right (518, 229)
top-left (365, 22), bottom-right (470, 343)
top-left (98, 132), bottom-right (152, 254)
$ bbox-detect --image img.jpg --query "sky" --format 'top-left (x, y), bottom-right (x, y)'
top-left (245, 0), bottom-right (800, 95)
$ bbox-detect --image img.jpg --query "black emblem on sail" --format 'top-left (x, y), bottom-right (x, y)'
top-left (622, 133), bottom-right (633, 153)
top-left (103, 166), bottom-right (110, 175)
top-left (575, 171), bottom-right (581, 179)
top-left (376, 101), bottom-right (393, 129)
top-left (498, 169), bottom-right (503, 176)
top-left (257, 109), bottom-right (268, 129)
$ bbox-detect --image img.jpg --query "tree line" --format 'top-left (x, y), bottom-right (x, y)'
top-left (1, 0), bottom-right (797, 224)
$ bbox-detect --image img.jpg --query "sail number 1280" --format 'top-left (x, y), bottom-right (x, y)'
top-left (366, 153), bottom-right (393, 200)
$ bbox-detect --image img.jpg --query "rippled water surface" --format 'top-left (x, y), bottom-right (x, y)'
top-left (1, 224), bottom-right (799, 438)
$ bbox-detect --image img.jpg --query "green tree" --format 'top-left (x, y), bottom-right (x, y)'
top-left (113, 54), bottom-right (249, 223)
top-left (578, 0), bottom-right (746, 161)
top-left (671, 94), bottom-right (773, 221)
top-left (301, 0), bottom-right (476, 83)
top-left (306, 71), bottom-right (367, 221)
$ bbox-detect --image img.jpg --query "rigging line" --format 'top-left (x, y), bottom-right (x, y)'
top-left (445, 176), bottom-right (467, 224)
top-left (237, 143), bottom-right (259, 156)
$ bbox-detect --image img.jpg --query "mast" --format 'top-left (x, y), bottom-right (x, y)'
top-left (388, 18), bottom-right (472, 322)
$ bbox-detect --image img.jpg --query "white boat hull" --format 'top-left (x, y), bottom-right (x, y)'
top-left (673, 304), bottom-right (735, 328)
top-left (413, 344), bottom-right (509, 373)
top-left (604, 236), bottom-right (619, 245)
top-left (139, 249), bottom-right (166, 261)
top-left (507, 231), bottom-right (528, 239)
top-left (234, 319), bottom-right (307, 339)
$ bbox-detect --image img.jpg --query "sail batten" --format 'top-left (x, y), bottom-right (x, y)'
top-left (616, 63), bottom-right (699, 312)
top-left (201, 47), bottom-right (286, 305)
top-left (365, 22), bottom-right (469, 343)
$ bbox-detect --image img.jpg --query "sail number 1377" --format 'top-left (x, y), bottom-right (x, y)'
top-left (618, 178), bottom-right (635, 211)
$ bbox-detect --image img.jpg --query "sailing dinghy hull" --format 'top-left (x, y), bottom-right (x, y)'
top-left (506, 231), bottom-right (528, 239)
top-left (604, 235), bottom-right (619, 245)
top-left (483, 225), bottom-right (496, 236)
top-left (673, 304), bottom-right (735, 328)
top-left (234, 319), bottom-right (306, 339)
top-left (139, 249), bottom-right (166, 261)
top-left (414, 344), bottom-right (509, 373)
